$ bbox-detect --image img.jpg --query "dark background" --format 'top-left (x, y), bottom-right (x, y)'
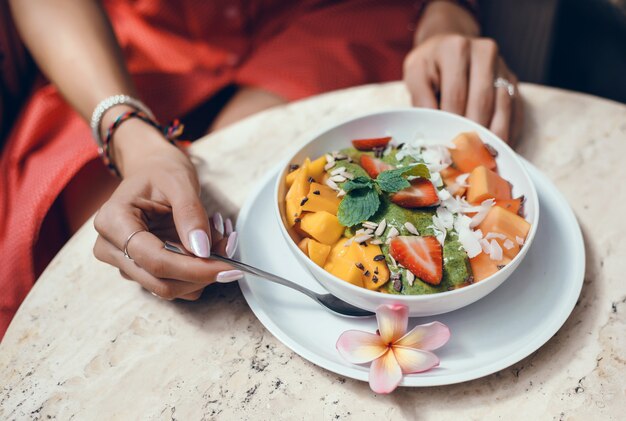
top-left (483, 0), bottom-right (626, 104)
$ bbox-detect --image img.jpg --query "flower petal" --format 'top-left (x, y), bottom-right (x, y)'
top-left (369, 349), bottom-right (403, 394)
top-left (392, 346), bottom-right (440, 374)
top-left (376, 304), bottom-right (408, 344)
top-left (395, 321), bottom-right (450, 351)
top-left (336, 330), bottom-right (387, 364)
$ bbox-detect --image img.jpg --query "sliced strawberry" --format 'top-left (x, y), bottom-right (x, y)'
top-left (360, 155), bottom-right (393, 178)
top-left (390, 178), bottom-right (440, 208)
top-left (351, 136), bottom-right (392, 151)
top-left (389, 236), bottom-right (443, 285)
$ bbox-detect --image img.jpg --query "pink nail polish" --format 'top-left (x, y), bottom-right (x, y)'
top-left (189, 229), bottom-right (211, 258)
top-left (225, 231), bottom-right (238, 258)
top-left (216, 270), bottom-right (244, 283)
top-left (224, 218), bottom-right (233, 236)
top-left (212, 212), bottom-right (224, 236)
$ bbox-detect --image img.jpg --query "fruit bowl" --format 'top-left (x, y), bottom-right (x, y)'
top-left (275, 108), bottom-right (539, 317)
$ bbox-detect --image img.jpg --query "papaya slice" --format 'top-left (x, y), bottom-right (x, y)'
top-left (441, 167), bottom-right (467, 197)
top-left (478, 206), bottom-right (530, 243)
top-left (466, 165), bottom-right (512, 204)
top-left (470, 252), bottom-right (512, 282)
top-left (495, 197), bottom-right (524, 216)
top-left (450, 132), bottom-right (497, 173)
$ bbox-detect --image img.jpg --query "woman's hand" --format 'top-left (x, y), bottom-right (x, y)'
top-left (93, 119), bottom-right (241, 300)
top-left (404, 34), bottom-right (522, 143)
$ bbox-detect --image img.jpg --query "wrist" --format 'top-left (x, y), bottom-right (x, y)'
top-left (109, 117), bottom-right (176, 177)
top-left (415, 1), bottom-right (480, 45)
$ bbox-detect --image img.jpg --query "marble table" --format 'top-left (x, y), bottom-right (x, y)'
top-left (1, 82), bottom-right (625, 420)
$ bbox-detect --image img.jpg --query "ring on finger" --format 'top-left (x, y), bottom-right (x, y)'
top-left (493, 76), bottom-right (517, 98)
top-left (123, 229), bottom-right (146, 260)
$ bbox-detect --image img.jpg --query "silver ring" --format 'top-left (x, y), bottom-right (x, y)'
top-left (494, 77), bottom-right (517, 98)
top-left (123, 229), bottom-right (146, 260)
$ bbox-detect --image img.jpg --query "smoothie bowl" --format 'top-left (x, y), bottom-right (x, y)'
top-left (275, 109), bottom-right (538, 317)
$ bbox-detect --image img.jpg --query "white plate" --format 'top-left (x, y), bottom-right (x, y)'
top-left (236, 160), bottom-right (584, 387)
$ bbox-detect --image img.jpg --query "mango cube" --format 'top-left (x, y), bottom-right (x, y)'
top-left (285, 158), bottom-right (310, 226)
top-left (299, 211), bottom-right (344, 245)
top-left (302, 182), bottom-right (341, 215)
top-left (307, 239), bottom-right (331, 267)
top-left (324, 258), bottom-right (364, 287)
top-left (286, 156), bottom-right (326, 187)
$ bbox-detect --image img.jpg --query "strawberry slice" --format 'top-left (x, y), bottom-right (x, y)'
top-left (390, 178), bottom-right (440, 208)
top-left (389, 236), bottom-right (443, 285)
top-left (360, 155), bottom-right (393, 178)
top-left (351, 136), bottom-right (392, 151)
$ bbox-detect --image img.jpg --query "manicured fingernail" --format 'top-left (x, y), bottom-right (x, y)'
top-left (212, 212), bottom-right (224, 236)
top-left (216, 270), bottom-right (244, 283)
top-left (225, 231), bottom-right (238, 258)
top-left (189, 229), bottom-right (211, 258)
top-left (224, 218), bottom-right (233, 235)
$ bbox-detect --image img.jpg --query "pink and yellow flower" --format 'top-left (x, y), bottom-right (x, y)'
top-left (336, 304), bottom-right (450, 394)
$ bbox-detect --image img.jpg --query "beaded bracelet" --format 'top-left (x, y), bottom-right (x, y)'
top-left (102, 110), bottom-right (185, 176)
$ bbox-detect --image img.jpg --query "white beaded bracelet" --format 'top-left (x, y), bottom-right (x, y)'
top-left (90, 94), bottom-right (155, 153)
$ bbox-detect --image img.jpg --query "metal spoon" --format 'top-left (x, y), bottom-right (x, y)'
top-left (164, 241), bottom-right (374, 318)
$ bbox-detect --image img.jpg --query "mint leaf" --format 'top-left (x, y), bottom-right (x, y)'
top-left (376, 164), bottom-right (430, 193)
top-left (376, 172), bottom-right (410, 192)
top-left (337, 188), bottom-right (380, 227)
top-left (342, 176), bottom-right (373, 193)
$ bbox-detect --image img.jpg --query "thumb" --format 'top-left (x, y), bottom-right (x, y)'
top-left (166, 181), bottom-right (212, 258)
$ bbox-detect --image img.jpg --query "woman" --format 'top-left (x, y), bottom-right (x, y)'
top-left (0, 0), bottom-right (521, 337)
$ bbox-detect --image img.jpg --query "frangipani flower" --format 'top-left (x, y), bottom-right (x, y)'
top-left (336, 304), bottom-right (450, 394)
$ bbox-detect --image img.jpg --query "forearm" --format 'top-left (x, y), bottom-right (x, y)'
top-left (415, 1), bottom-right (480, 45)
top-left (8, 0), bottom-right (135, 121)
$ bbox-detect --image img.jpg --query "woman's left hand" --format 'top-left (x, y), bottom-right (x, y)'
top-left (403, 34), bottom-right (523, 144)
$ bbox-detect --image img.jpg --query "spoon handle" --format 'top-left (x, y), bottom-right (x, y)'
top-left (164, 241), bottom-right (319, 301)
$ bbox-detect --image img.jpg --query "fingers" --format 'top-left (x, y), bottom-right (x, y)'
top-left (161, 171), bottom-right (212, 258)
top-left (94, 236), bottom-right (207, 300)
top-left (490, 60), bottom-right (518, 142)
top-left (438, 35), bottom-right (470, 115)
top-left (210, 211), bottom-right (225, 243)
top-left (403, 49), bottom-right (439, 109)
top-left (465, 38), bottom-right (498, 126)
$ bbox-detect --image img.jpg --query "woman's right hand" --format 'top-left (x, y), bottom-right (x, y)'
top-left (93, 119), bottom-right (241, 300)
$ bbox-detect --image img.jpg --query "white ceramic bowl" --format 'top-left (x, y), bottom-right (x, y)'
top-left (275, 108), bottom-right (539, 317)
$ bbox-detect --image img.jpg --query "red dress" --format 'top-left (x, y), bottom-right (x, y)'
top-left (0, 0), bottom-right (475, 337)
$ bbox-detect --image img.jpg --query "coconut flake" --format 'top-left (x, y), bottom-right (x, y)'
top-left (438, 188), bottom-right (452, 202)
top-left (479, 238), bottom-right (492, 254)
top-left (503, 239), bottom-right (515, 250)
top-left (470, 199), bottom-right (495, 228)
top-left (430, 172), bottom-right (444, 188)
top-left (454, 214), bottom-right (482, 257)
top-left (336, 189), bottom-right (346, 197)
top-left (455, 173), bottom-right (470, 187)
top-left (330, 175), bottom-right (347, 183)
top-left (485, 232), bottom-right (507, 240)
top-left (489, 239), bottom-right (503, 261)
top-left (370, 239), bottom-right (383, 245)
top-left (473, 229), bottom-right (484, 239)
top-left (516, 236), bottom-right (525, 245)
top-left (436, 207), bottom-right (454, 230)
